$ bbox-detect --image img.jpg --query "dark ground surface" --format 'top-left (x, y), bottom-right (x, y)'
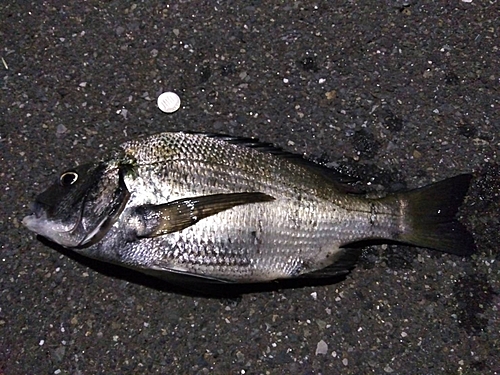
top-left (1, 1), bottom-right (499, 374)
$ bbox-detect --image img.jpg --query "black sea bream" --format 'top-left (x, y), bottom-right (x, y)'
top-left (23, 132), bottom-right (475, 284)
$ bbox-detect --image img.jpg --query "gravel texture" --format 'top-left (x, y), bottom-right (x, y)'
top-left (1, 1), bottom-right (499, 374)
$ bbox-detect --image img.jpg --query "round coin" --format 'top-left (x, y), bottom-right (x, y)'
top-left (157, 92), bottom-right (181, 113)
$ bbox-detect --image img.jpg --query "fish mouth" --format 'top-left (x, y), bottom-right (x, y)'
top-left (32, 200), bottom-right (45, 219)
top-left (22, 196), bottom-right (119, 248)
top-left (22, 212), bottom-right (46, 233)
top-left (22, 199), bottom-right (86, 247)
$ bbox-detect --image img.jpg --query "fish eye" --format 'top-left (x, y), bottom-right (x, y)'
top-left (60, 171), bottom-right (78, 186)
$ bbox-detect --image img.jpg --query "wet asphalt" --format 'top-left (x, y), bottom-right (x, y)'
top-left (1, 1), bottom-right (499, 374)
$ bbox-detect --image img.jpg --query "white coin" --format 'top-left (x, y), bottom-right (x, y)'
top-left (157, 92), bottom-right (181, 113)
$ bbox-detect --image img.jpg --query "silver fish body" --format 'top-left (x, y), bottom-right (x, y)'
top-left (23, 132), bottom-right (475, 283)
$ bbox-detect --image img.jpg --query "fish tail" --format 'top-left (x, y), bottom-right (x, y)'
top-left (396, 174), bottom-right (476, 256)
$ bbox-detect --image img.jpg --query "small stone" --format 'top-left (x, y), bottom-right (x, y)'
top-left (315, 340), bottom-right (328, 355)
top-left (236, 350), bottom-right (245, 362)
top-left (384, 365), bottom-right (394, 373)
top-left (325, 90), bottom-right (337, 100)
top-left (56, 124), bottom-right (67, 136)
top-left (316, 319), bottom-right (327, 330)
top-left (53, 346), bottom-right (66, 362)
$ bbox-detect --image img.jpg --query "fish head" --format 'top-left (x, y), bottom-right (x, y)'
top-left (23, 161), bottom-right (131, 248)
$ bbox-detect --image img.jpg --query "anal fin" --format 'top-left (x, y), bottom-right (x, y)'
top-left (299, 248), bottom-right (362, 278)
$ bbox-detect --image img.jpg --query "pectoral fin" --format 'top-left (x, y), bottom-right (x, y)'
top-left (132, 192), bottom-right (274, 238)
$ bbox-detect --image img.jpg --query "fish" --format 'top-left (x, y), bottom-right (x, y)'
top-left (23, 131), bottom-right (476, 285)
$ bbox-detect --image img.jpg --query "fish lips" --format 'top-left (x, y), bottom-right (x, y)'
top-left (22, 210), bottom-right (82, 248)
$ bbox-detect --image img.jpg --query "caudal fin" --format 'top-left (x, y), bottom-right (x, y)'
top-left (397, 174), bottom-right (476, 256)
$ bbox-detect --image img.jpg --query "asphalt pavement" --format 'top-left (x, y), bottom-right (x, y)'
top-left (1, 1), bottom-right (499, 374)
